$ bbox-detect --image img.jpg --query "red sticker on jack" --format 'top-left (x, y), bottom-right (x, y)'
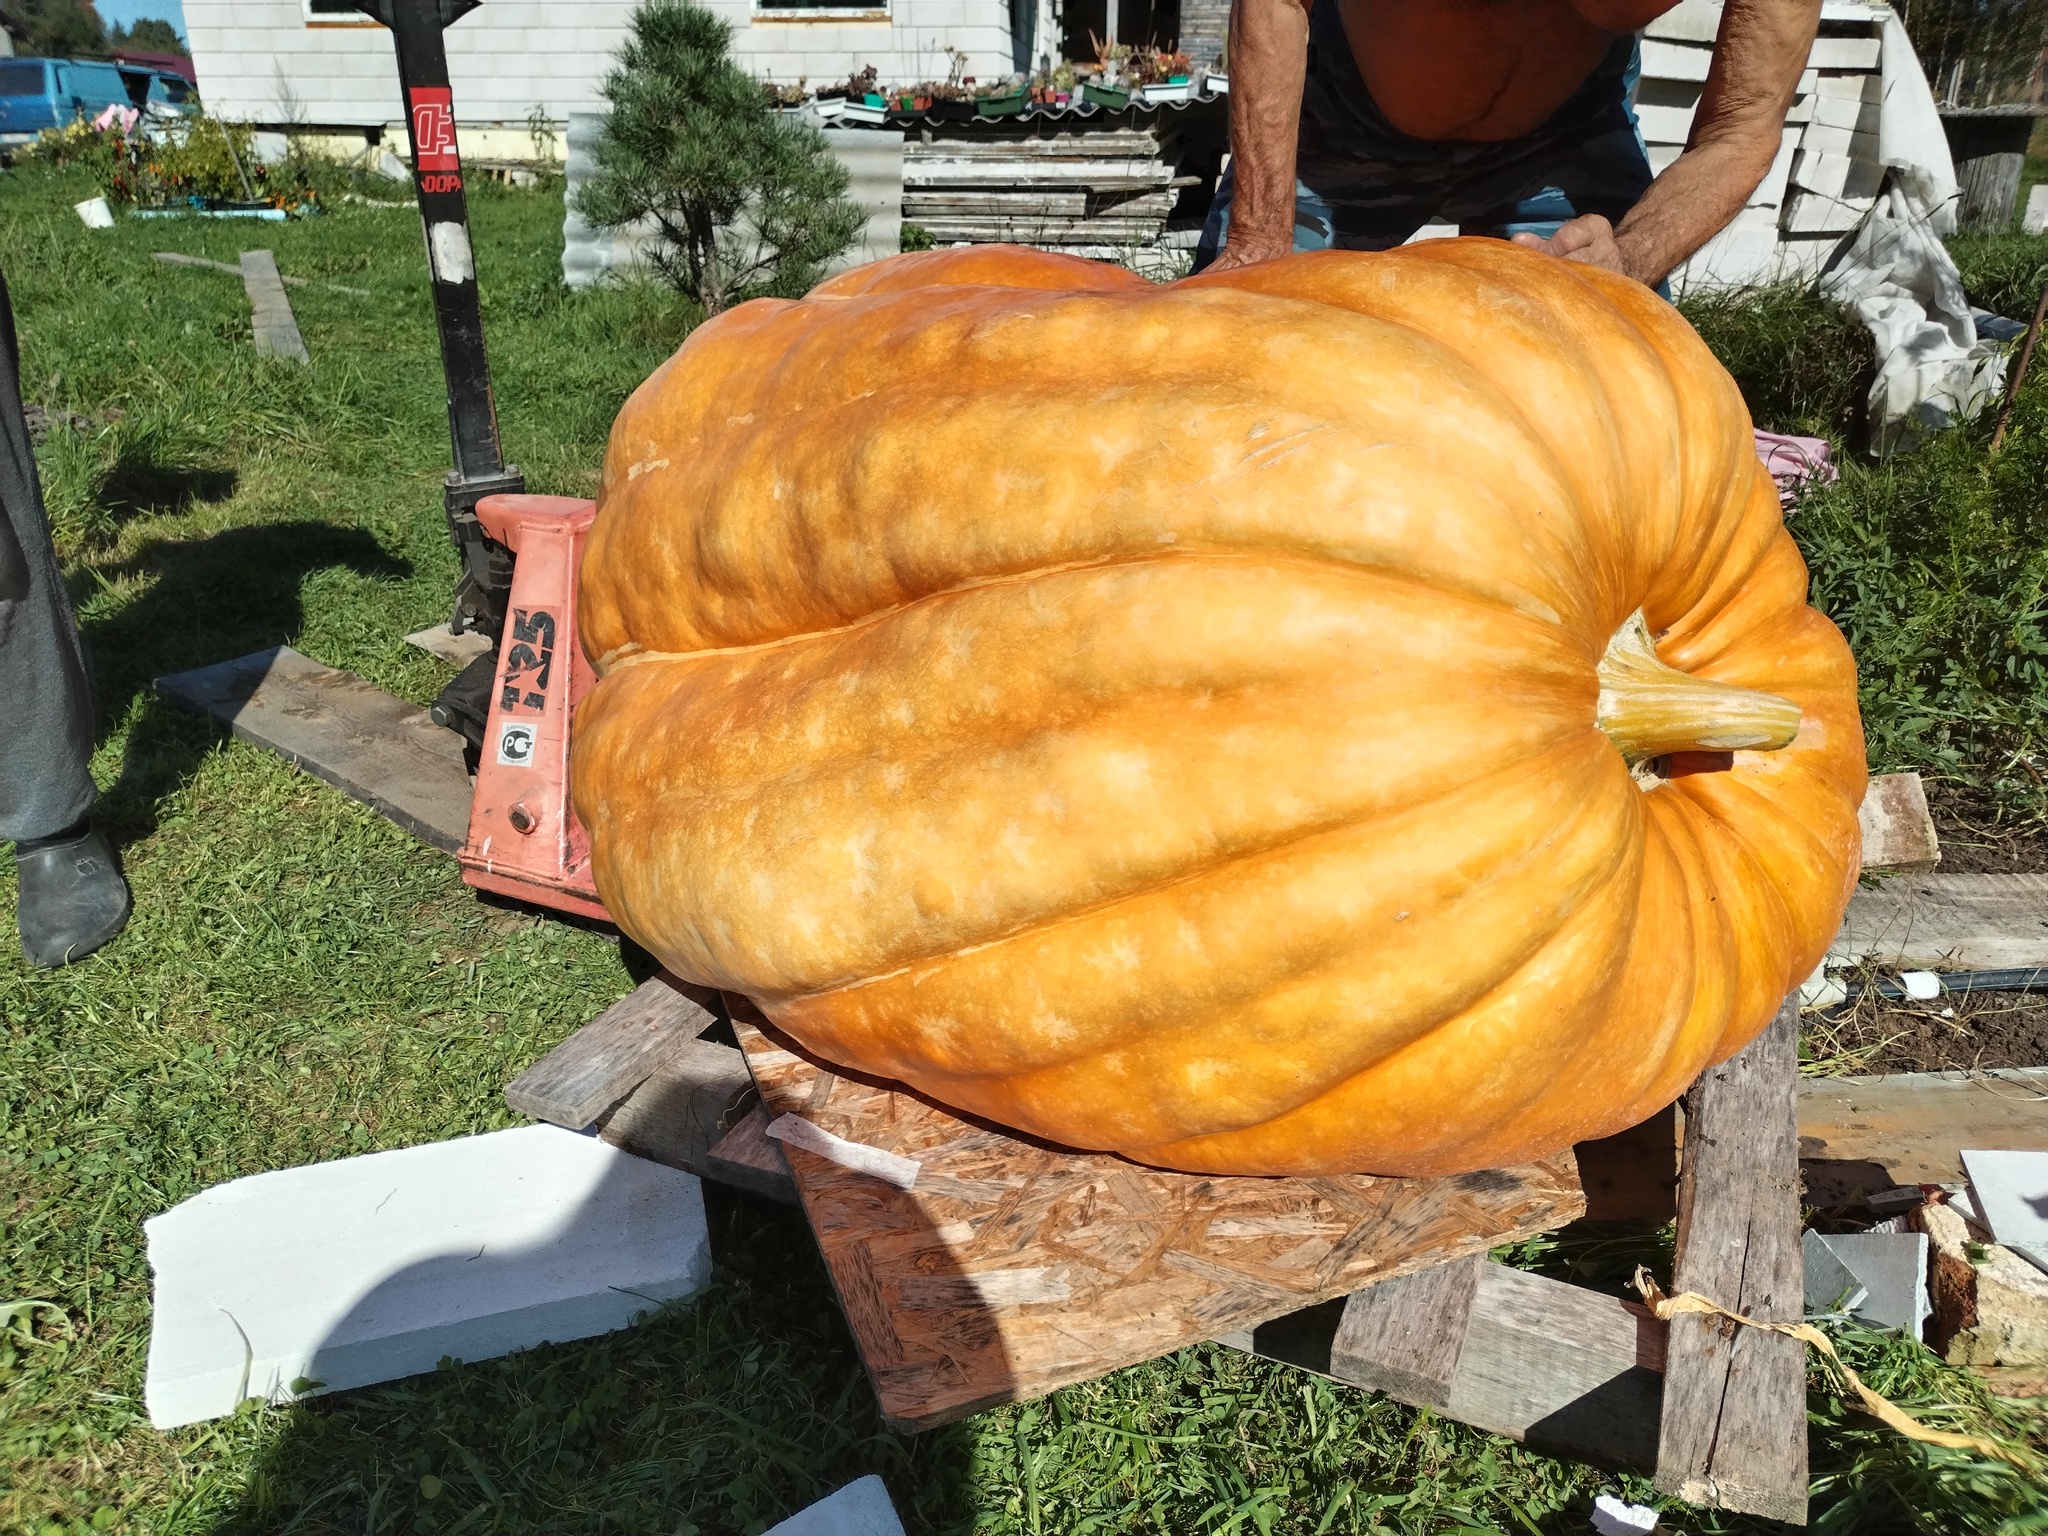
top-left (409, 86), bottom-right (458, 172)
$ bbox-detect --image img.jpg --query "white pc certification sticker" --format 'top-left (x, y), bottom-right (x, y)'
top-left (496, 721), bottom-right (536, 767)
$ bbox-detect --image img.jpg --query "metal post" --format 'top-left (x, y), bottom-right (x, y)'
top-left (355, 0), bottom-right (525, 745)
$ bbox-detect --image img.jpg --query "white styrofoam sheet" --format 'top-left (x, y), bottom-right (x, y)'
top-left (1641, 38), bottom-right (1712, 82)
top-left (766, 1476), bottom-right (908, 1536)
top-left (144, 1125), bottom-right (711, 1428)
top-left (1750, 126), bottom-right (1803, 208)
top-left (1784, 190), bottom-right (1876, 234)
top-left (1801, 121), bottom-right (1878, 159)
top-left (1812, 93), bottom-right (1882, 133)
top-left (1816, 70), bottom-right (1884, 103)
top-left (1645, 0), bottom-right (1721, 45)
top-left (1636, 103), bottom-right (1697, 146)
top-left (1809, 36), bottom-right (1882, 71)
top-left (1807, 1231), bottom-right (1932, 1335)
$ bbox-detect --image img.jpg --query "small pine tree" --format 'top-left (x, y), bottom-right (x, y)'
top-left (575, 1), bottom-right (865, 314)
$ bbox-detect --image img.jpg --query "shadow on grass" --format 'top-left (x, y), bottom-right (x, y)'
top-left (78, 522), bottom-right (409, 844)
top-left (204, 1185), bottom-right (983, 1536)
top-left (96, 450), bottom-right (240, 524)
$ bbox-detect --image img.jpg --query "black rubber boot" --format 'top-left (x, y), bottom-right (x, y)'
top-left (15, 821), bottom-right (131, 968)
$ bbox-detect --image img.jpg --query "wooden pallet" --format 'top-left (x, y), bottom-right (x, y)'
top-left (508, 980), bottom-right (1811, 1519)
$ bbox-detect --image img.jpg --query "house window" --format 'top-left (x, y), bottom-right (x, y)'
top-left (753, 0), bottom-right (891, 18)
top-left (304, 0), bottom-right (379, 24)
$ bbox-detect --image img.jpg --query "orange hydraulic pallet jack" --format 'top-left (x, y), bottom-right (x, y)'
top-left (358, 0), bottom-right (609, 921)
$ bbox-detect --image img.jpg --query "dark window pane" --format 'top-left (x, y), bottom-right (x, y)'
top-left (0, 61), bottom-right (47, 97)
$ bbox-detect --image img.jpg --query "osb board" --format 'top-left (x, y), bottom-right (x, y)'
top-left (727, 1000), bottom-right (1586, 1432)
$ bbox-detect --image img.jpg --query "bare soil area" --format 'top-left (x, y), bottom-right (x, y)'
top-left (1925, 779), bottom-right (2048, 874)
top-left (1805, 988), bottom-right (2048, 1075)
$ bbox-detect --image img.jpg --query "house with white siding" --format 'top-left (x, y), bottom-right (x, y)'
top-left (182, 0), bottom-right (1220, 160)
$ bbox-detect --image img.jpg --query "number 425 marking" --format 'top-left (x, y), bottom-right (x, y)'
top-left (501, 609), bottom-right (555, 711)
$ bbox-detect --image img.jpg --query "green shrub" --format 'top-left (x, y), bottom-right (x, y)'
top-left (1794, 378), bottom-right (2048, 810)
top-left (1949, 230), bottom-right (2048, 322)
top-left (574, 0), bottom-right (864, 312)
top-left (1679, 282), bottom-right (1875, 441)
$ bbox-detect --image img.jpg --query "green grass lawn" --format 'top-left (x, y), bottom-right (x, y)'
top-left (2, 160), bottom-right (2046, 1536)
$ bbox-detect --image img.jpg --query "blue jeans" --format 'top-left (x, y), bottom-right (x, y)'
top-left (1196, 6), bottom-right (1656, 267)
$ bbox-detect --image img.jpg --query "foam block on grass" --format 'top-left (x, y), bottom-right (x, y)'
top-left (144, 1124), bottom-right (710, 1428)
top-left (765, 1476), bottom-right (906, 1536)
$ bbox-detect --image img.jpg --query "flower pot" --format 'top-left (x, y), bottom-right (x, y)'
top-left (1081, 83), bottom-right (1131, 110)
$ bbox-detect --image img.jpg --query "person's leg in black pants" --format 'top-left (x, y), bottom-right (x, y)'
top-left (0, 270), bottom-right (130, 967)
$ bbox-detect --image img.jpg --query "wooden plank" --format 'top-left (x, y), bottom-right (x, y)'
top-left (1329, 1253), bottom-right (1483, 1408)
top-left (726, 997), bottom-right (1585, 1433)
top-left (705, 1103), bottom-right (799, 1205)
top-left (1655, 995), bottom-right (1808, 1525)
top-left (1451, 1264), bottom-right (1666, 1469)
top-left (1575, 1103), bottom-right (1679, 1222)
top-left (1227, 1259), bottom-right (1667, 1471)
top-left (240, 249), bottom-right (310, 365)
top-left (154, 250), bottom-right (370, 297)
top-left (595, 1034), bottom-right (758, 1177)
top-left (1858, 771), bottom-right (1940, 871)
top-left (1832, 873), bottom-right (2048, 969)
top-left (506, 973), bottom-right (718, 1129)
top-left (156, 646), bottom-right (471, 851)
top-left (1799, 1066), bottom-right (2048, 1187)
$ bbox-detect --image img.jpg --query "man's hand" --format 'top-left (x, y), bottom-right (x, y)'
top-left (1203, 236), bottom-right (1293, 275)
top-left (1510, 214), bottom-right (1630, 276)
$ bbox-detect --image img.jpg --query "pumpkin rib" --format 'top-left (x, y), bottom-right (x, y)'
top-left (591, 541), bottom-right (1595, 676)
top-left (1129, 807), bottom-right (1647, 1174)
top-left (578, 553), bottom-right (1602, 996)
top-left (589, 677), bottom-right (1611, 1009)
top-left (760, 735), bottom-right (1638, 1127)
top-left (1188, 247), bottom-right (1675, 627)
top-left (583, 286), bottom-right (1622, 659)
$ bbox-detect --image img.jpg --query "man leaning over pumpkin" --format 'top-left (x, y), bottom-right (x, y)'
top-left (1195, 0), bottom-right (1820, 289)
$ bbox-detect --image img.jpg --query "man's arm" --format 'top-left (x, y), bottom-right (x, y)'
top-left (1207, 0), bottom-right (1316, 273)
top-left (1516, 0), bottom-right (1821, 286)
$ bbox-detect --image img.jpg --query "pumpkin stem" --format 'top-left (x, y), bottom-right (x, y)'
top-left (1595, 611), bottom-right (1802, 765)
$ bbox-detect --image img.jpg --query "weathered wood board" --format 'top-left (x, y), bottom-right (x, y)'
top-left (706, 1103), bottom-right (800, 1205)
top-left (506, 973), bottom-right (719, 1129)
top-left (595, 1035), bottom-right (758, 1181)
top-left (1799, 1066), bottom-right (2048, 1188)
top-left (156, 647), bottom-right (472, 851)
top-left (240, 249), bottom-right (310, 365)
top-left (1656, 996), bottom-right (1807, 1525)
top-left (1224, 1256), bottom-right (1667, 1472)
top-left (1832, 873), bottom-right (2048, 970)
top-left (727, 1001), bottom-right (1586, 1433)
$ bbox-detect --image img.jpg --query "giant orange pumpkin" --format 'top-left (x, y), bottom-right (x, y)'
top-left (571, 241), bottom-right (1865, 1179)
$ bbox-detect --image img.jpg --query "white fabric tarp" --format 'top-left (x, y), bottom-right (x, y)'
top-left (1820, 11), bottom-right (2007, 450)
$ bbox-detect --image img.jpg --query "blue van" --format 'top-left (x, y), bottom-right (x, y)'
top-left (0, 58), bottom-right (194, 143)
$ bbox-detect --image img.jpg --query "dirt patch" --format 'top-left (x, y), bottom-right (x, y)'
top-left (1926, 779), bottom-right (2048, 874)
top-left (1805, 988), bottom-right (2048, 1075)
